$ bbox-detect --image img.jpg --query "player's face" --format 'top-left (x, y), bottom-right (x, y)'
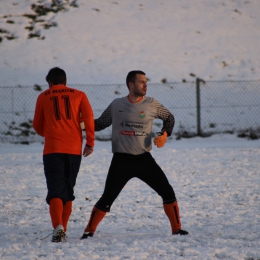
top-left (132, 74), bottom-right (147, 97)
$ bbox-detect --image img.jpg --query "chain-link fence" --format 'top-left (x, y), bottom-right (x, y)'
top-left (198, 80), bottom-right (260, 136)
top-left (0, 79), bottom-right (259, 143)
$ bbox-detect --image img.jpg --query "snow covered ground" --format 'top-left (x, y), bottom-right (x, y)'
top-left (0, 0), bottom-right (260, 86)
top-left (0, 134), bottom-right (260, 260)
top-left (1, 0), bottom-right (260, 259)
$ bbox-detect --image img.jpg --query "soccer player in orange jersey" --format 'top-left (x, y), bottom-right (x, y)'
top-left (33, 67), bottom-right (95, 242)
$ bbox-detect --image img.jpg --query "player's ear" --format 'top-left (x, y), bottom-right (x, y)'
top-left (128, 82), bottom-right (134, 89)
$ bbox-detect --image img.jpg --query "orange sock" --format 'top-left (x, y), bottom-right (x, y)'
top-left (163, 201), bottom-right (181, 233)
top-left (49, 198), bottom-right (63, 229)
top-left (84, 206), bottom-right (106, 234)
top-left (62, 201), bottom-right (72, 232)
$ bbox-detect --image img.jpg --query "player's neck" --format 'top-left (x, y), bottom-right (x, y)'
top-left (127, 95), bottom-right (143, 103)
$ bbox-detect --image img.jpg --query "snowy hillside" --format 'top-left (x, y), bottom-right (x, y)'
top-left (0, 0), bottom-right (260, 86)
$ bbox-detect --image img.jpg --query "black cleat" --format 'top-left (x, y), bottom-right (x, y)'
top-left (173, 229), bottom-right (189, 235)
top-left (80, 232), bottom-right (94, 240)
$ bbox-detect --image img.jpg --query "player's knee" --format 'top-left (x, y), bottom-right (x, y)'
top-left (95, 196), bottom-right (114, 212)
top-left (95, 203), bottom-right (111, 212)
top-left (161, 186), bottom-right (176, 203)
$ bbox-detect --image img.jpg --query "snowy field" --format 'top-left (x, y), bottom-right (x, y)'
top-left (1, 0), bottom-right (260, 259)
top-left (0, 134), bottom-right (260, 260)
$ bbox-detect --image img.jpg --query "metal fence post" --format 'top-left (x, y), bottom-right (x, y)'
top-left (11, 89), bottom-right (14, 122)
top-left (196, 78), bottom-right (201, 136)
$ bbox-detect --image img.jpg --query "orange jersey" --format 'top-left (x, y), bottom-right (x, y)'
top-left (33, 85), bottom-right (94, 155)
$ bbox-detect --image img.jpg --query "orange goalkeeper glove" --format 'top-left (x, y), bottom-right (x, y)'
top-left (154, 131), bottom-right (167, 148)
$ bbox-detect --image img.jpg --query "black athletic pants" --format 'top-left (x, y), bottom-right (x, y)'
top-left (43, 153), bottom-right (81, 205)
top-left (96, 152), bottom-right (176, 212)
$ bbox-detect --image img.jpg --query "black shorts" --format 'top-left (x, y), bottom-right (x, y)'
top-left (96, 152), bottom-right (176, 212)
top-left (43, 153), bottom-right (81, 205)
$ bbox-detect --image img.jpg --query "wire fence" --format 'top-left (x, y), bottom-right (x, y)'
top-left (0, 79), bottom-right (259, 143)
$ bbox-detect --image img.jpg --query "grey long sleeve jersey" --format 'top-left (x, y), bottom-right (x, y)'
top-left (95, 96), bottom-right (175, 155)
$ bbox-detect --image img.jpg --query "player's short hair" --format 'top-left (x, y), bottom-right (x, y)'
top-left (46, 67), bottom-right (67, 85)
top-left (126, 70), bottom-right (146, 89)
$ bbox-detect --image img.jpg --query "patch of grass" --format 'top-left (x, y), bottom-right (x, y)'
top-left (2, 119), bottom-right (36, 140)
top-left (0, 28), bottom-right (8, 33)
top-left (28, 32), bottom-right (41, 39)
top-left (237, 130), bottom-right (259, 140)
top-left (175, 130), bottom-right (197, 140)
top-left (5, 34), bottom-right (17, 40)
top-left (0, 28), bottom-right (17, 41)
top-left (34, 85), bottom-right (43, 91)
top-left (161, 78), bottom-right (167, 84)
top-left (209, 123), bottom-right (216, 128)
top-left (43, 21), bottom-right (58, 29)
top-left (24, 26), bottom-right (34, 31)
top-left (22, 14), bottom-right (37, 20)
top-left (0, 0), bottom-right (79, 42)
top-left (6, 20), bottom-right (15, 24)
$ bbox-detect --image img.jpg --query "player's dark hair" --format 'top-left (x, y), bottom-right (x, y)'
top-left (126, 70), bottom-right (146, 88)
top-left (46, 67), bottom-right (67, 85)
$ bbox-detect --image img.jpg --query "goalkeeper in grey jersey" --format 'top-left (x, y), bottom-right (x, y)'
top-left (81, 70), bottom-right (188, 239)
